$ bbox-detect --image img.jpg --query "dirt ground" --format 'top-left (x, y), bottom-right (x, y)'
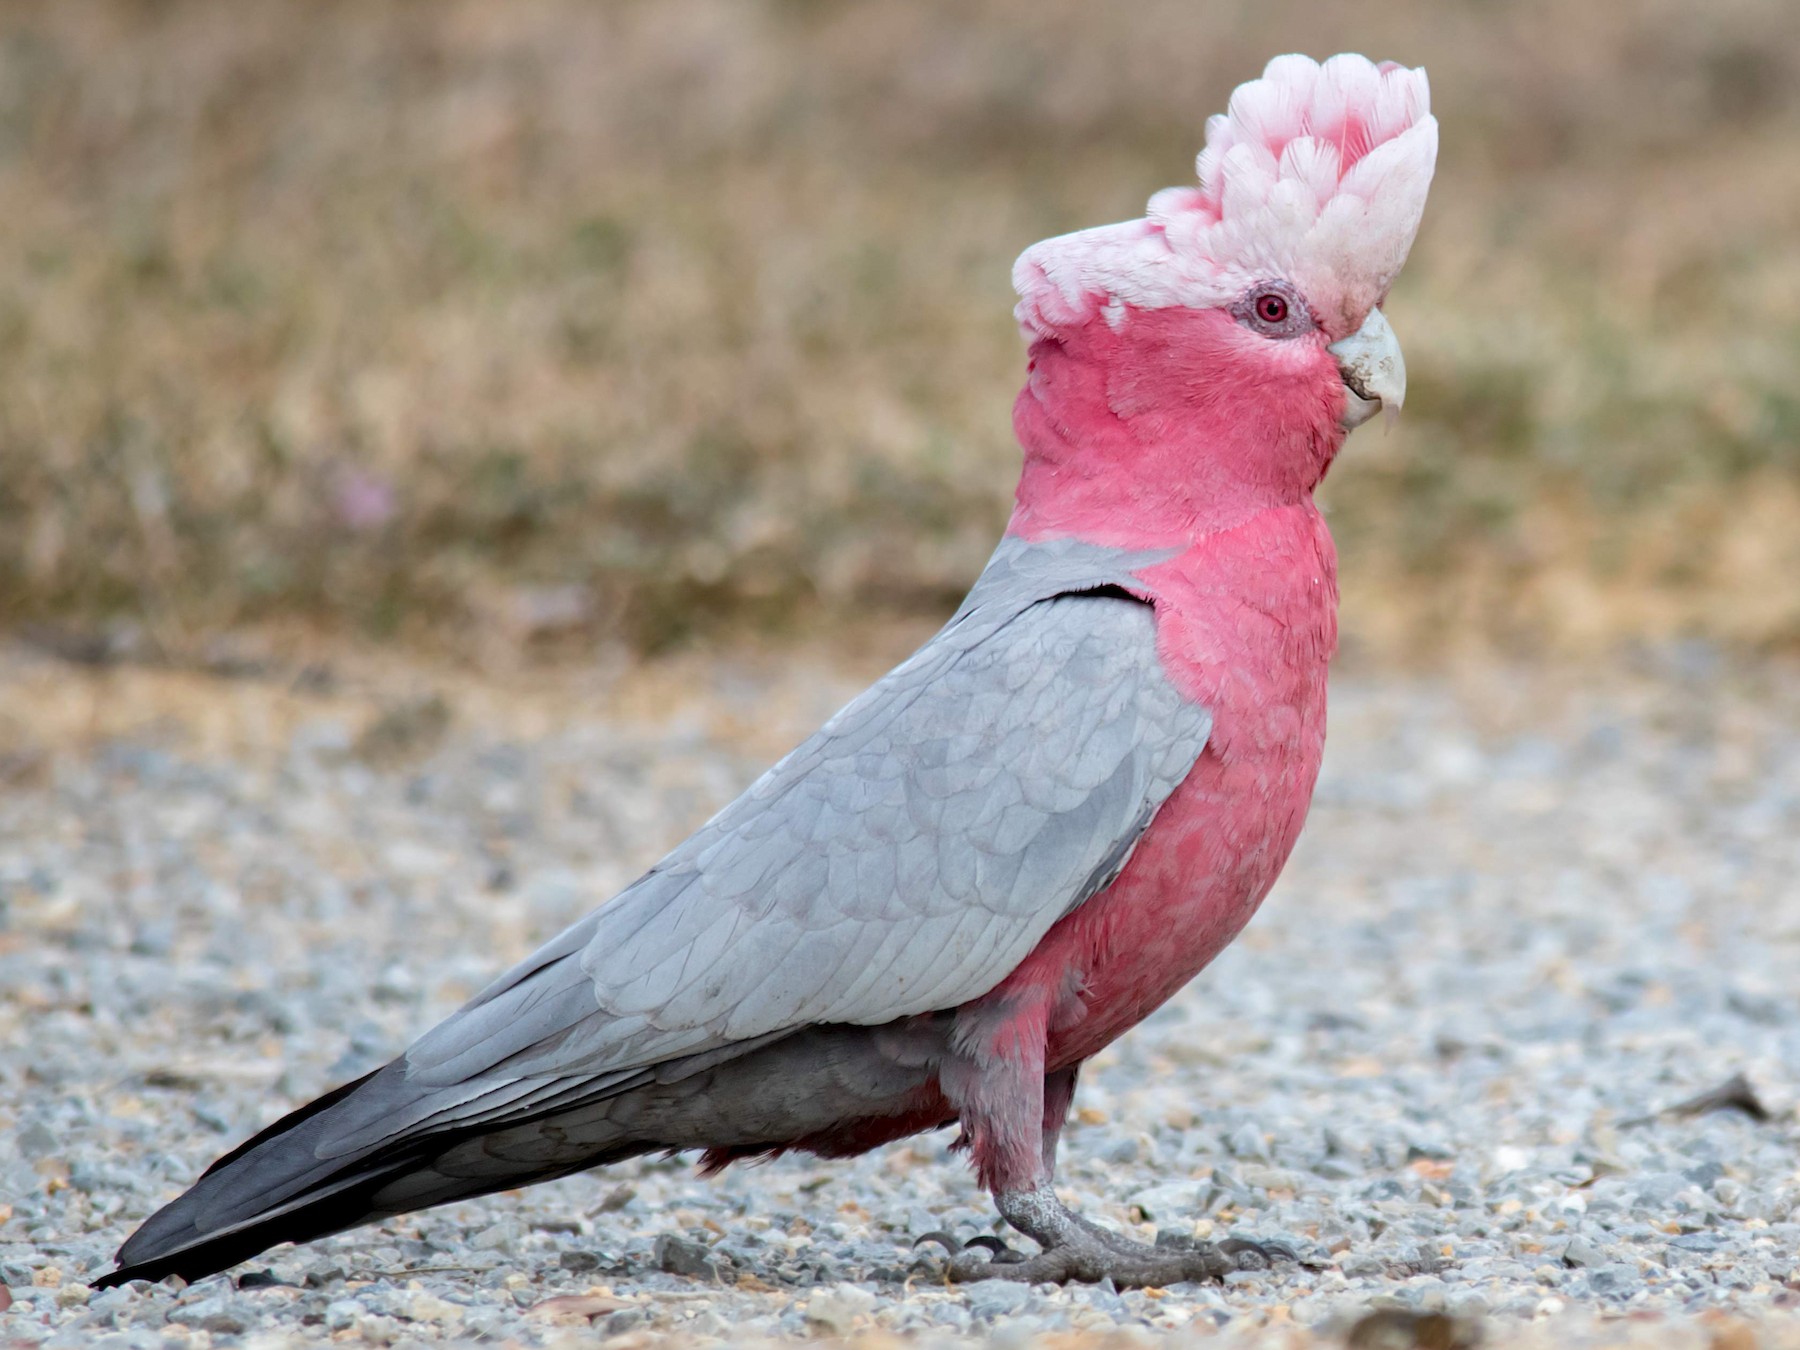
top-left (5, 634), bottom-right (1800, 1348)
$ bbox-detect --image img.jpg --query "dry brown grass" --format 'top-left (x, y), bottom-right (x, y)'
top-left (0, 0), bottom-right (1796, 659)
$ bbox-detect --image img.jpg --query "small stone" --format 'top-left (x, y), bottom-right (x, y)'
top-left (356, 1312), bottom-right (402, 1344)
top-left (1683, 1161), bottom-right (1726, 1188)
top-left (1081, 1281), bottom-right (1130, 1320)
top-left (17, 1122), bottom-right (57, 1158)
top-left (1669, 1232), bottom-right (1721, 1252)
top-left (1446, 1290), bottom-right (1489, 1318)
top-left (1402, 1277), bottom-right (1449, 1312)
top-left (1584, 1262), bottom-right (1640, 1296)
top-left (469, 1221), bottom-right (517, 1252)
top-left (990, 1315), bottom-right (1051, 1348)
top-left (1125, 1180), bottom-right (1206, 1222)
top-left (965, 1281), bottom-right (1031, 1320)
top-left (655, 1233), bottom-right (724, 1279)
top-left (1559, 1235), bottom-right (1605, 1268)
top-left (1404, 1135), bottom-right (1455, 1162)
top-left (805, 1284), bottom-right (876, 1334)
top-left (529, 1293), bottom-right (628, 1321)
top-left (461, 1309), bottom-right (510, 1340)
top-left (603, 1307), bottom-right (649, 1336)
top-left (1226, 1123), bottom-right (1270, 1161)
top-left (87, 1287), bottom-right (133, 1316)
top-left (559, 1249), bottom-right (601, 1273)
top-left (687, 1310), bottom-right (729, 1337)
top-left (407, 1291), bottom-right (463, 1325)
top-left (1632, 1172), bottom-right (1688, 1207)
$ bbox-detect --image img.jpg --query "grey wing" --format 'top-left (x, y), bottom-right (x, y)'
top-left (592, 587), bottom-right (1207, 1038)
top-left (323, 563), bottom-right (1208, 1153)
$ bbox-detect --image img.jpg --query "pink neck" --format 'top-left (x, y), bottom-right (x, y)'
top-left (1005, 306), bottom-right (1348, 550)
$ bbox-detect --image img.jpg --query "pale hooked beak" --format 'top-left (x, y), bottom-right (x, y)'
top-left (1329, 307), bottom-right (1406, 431)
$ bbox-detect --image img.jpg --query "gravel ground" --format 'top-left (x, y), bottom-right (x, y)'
top-left (3, 637), bottom-right (1800, 1348)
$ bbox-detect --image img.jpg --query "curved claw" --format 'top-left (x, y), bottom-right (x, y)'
top-left (916, 1231), bottom-right (1030, 1268)
top-left (913, 1231), bottom-right (965, 1256)
top-left (963, 1235), bottom-right (1024, 1260)
top-left (943, 1234), bottom-right (1039, 1282)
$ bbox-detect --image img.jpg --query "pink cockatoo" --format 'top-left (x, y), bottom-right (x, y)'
top-left (98, 53), bottom-right (1435, 1290)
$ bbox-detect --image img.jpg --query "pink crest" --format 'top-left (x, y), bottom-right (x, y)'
top-left (1014, 54), bottom-right (1437, 341)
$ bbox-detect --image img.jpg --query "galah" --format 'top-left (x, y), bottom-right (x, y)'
top-left (98, 52), bottom-right (1436, 1290)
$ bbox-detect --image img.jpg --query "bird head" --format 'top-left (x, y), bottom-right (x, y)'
top-left (1008, 54), bottom-right (1437, 541)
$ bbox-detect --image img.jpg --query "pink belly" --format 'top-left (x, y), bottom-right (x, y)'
top-left (999, 504), bottom-right (1337, 1069)
top-left (1043, 726), bottom-right (1324, 1069)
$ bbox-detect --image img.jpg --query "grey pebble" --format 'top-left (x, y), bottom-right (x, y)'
top-left (655, 1232), bottom-right (727, 1279)
top-left (1560, 1235), bottom-right (1607, 1268)
top-left (964, 1281), bottom-right (1032, 1320)
top-left (469, 1220), bottom-right (519, 1252)
top-left (804, 1283), bottom-right (876, 1333)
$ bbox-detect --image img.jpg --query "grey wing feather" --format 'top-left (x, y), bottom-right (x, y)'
top-left (326, 537), bottom-right (1210, 1154)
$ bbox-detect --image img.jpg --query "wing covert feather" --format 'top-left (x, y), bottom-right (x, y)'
top-left (402, 538), bottom-right (1211, 1104)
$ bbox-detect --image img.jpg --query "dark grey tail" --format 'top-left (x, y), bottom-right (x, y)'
top-left (94, 1067), bottom-right (452, 1288)
top-left (95, 1069), bottom-right (370, 1286)
top-left (95, 1021), bottom-right (941, 1287)
top-left (91, 1064), bottom-right (608, 1289)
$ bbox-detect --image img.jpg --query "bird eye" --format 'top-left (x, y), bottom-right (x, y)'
top-left (1233, 283), bottom-right (1310, 338)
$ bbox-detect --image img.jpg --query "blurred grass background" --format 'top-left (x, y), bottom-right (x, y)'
top-left (0, 0), bottom-right (1797, 662)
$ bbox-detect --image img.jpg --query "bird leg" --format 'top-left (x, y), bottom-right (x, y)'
top-left (933, 1064), bottom-right (1293, 1286)
top-left (927, 1008), bottom-right (1293, 1286)
top-left (1038, 1065), bottom-right (1079, 1181)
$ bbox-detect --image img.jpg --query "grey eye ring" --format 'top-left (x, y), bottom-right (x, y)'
top-left (1232, 280), bottom-right (1312, 338)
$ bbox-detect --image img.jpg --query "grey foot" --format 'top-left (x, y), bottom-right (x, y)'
top-left (919, 1183), bottom-right (1294, 1288)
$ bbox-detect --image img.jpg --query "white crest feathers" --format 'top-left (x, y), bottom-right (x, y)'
top-left (1014, 54), bottom-right (1438, 341)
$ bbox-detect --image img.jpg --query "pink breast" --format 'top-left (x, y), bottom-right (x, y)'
top-left (1000, 504), bottom-right (1338, 1068)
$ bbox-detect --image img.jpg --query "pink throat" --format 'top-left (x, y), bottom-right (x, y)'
top-left (1006, 305), bottom-right (1350, 549)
